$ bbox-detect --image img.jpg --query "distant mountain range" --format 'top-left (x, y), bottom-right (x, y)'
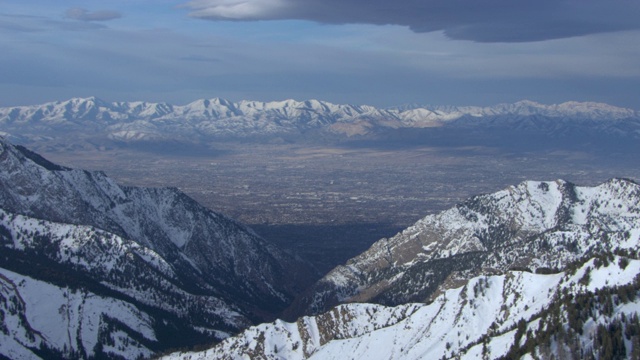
top-left (0, 138), bottom-right (314, 358)
top-left (1, 97), bottom-right (638, 152)
top-left (164, 178), bottom-right (640, 360)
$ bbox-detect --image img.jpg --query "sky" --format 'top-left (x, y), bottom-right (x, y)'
top-left (1, 0), bottom-right (639, 108)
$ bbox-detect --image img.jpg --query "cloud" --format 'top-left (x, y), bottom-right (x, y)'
top-left (65, 7), bottom-right (122, 22)
top-left (183, 0), bottom-right (640, 42)
top-left (185, 0), bottom-right (289, 19)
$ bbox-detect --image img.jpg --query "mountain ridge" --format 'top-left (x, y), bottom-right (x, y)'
top-left (164, 255), bottom-right (640, 360)
top-left (288, 178), bottom-right (640, 316)
top-left (1, 97), bottom-right (638, 149)
top-left (2, 96), bottom-right (636, 123)
top-left (0, 137), bottom-right (315, 358)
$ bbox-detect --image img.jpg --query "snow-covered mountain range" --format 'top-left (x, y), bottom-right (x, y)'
top-left (0, 97), bottom-right (638, 150)
top-left (0, 138), bottom-right (314, 358)
top-left (163, 178), bottom-right (640, 359)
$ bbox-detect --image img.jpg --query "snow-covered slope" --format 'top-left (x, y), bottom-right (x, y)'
top-left (0, 138), bottom-right (314, 358)
top-left (0, 207), bottom-right (248, 358)
top-left (290, 178), bottom-right (640, 316)
top-left (164, 255), bottom-right (640, 359)
top-left (0, 97), bottom-right (637, 147)
top-left (0, 268), bottom-right (156, 359)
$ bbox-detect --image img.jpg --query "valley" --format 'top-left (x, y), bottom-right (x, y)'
top-left (42, 142), bottom-right (640, 274)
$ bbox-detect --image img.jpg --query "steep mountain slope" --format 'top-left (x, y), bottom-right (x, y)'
top-left (0, 208), bottom-right (248, 358)
top-left (0, 138), bottom-right (312, 315)
top-left (289, 178), bottom-right (640, 316)
top-left (0, 268), bottom-right (156, 359)
top-left (164, 255), bottom-right (640, 359)
top-left (0, 98), bottom-right (637, 151)
top-left (0, 138), bottom-right (314, 358)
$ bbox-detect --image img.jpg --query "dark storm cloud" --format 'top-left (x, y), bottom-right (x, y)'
top-left (184, 0), bottom-right (640, 42)
top-left (65, 7), bottom-right (122, 22)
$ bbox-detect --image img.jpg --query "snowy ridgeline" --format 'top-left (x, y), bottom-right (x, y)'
top-left (2, 97), bottom-right (636, 123)
top-left (0, 97), bottom-right (638, 141)
top-left (296, 178), bottom-right (640, 316)
top-left (165, 256), bottom-right (640, 360)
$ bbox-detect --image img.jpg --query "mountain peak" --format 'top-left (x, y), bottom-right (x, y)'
top-left (512, 99), bottom-right (544, 107)
top-left (61, 96), bottom-right (109, 107)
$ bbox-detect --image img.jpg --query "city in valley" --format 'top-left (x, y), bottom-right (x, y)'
top-left (43, 142), bottom-right (639, 274)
